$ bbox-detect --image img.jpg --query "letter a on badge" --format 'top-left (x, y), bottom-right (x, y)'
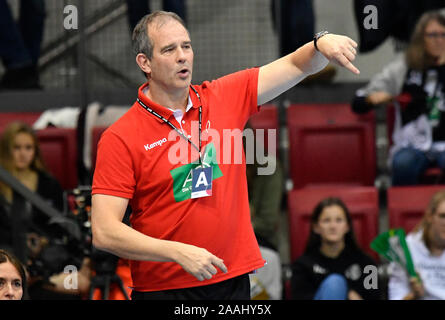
top-left (196, 171), bottom-right (208, 187)
top-left (191, 167), bottom-right (213, 199)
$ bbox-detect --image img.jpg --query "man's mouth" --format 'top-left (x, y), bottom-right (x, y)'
top-left (178, 68), bottom-right (190, 77)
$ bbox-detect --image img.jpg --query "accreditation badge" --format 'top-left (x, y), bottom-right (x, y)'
top-left (191, 166), bottom-right (213, 199)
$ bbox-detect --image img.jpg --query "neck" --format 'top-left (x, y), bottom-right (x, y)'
top-left (14, 167), bottom-right (34, 177)
top-left (320, 240), bottom-right (345, 258)
top-left (438, 54), bottom-right (445, 66)
top-left (426, 229), bottom-right (445, 256)
top-left (145, 83), bottom-right (189, 113)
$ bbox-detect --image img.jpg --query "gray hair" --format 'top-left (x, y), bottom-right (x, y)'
top-left (132, 11), bottom-right (188, 60)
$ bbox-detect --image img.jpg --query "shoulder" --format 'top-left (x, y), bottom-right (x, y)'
top-left (345, 245), bottom-right (376, 264)
top-left (382, 54), bottom-right (407, 72)
top-left (38, 170), bottom-right (60, 186)
top-left (391, 54), bottom-right (407, 68)
top-left (201, 68), bottom-right (259, 91)
top-left (37, 170), bottom-right (63, 197)
top-left (98, 106), bottom-right (142, 148)
top-left (370, 54), bottom-right (407, 80)
top-left (104, 105), bottom-right (140, 136)
top-left (406, 229), bottom-right (428, 254)
top-left (356, 250), bottom-right (377, 266)
top-left (292, 252), bottom-right (318, 268)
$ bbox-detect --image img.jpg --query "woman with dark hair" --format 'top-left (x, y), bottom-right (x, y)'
top-left (388, 190), bottom-right (445, 300)
top-left (0, 249), bottom-right (27, 300)
top-left (351, 10), bottom-right (445, 185)
top-left (291, 197), bottom-right (381, 300)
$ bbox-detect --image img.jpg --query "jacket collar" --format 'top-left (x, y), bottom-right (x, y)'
top-left (137, 83), bottom-right (200, 123)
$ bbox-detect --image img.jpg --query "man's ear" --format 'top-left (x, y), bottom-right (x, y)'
top-left (136, 53), bottom-right (151, 77)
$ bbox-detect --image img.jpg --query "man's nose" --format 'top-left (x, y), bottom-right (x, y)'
top-left (177, 48), bottom-right (186, 62)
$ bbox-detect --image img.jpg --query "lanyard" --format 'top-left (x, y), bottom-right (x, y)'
top-left (137, 86), bottom-right (203, 164)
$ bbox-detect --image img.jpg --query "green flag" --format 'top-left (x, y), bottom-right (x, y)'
top-left (370, 228), bottom-right (418, 279)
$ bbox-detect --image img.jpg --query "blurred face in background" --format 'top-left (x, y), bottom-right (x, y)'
top-left (314, 205), bottom-right (350, 245)
top-left (12, 132), bottom-right (35, 171)
top-left (424, 19), bottom-right (445, 59)
top-left (0, 261), bottom-right (23, 300)
top-left (428, 200), bottom-right (445, 248)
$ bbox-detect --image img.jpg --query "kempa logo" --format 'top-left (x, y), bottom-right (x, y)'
top-left (144, 138), bottom-right (168, 151)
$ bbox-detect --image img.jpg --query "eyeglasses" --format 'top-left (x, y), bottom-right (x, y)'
top-left (424, 32), bottom-right (445, 39)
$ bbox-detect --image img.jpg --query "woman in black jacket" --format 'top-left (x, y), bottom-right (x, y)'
top-left (291, 197), bottom-right (381, 300)
top-left (0, 122), bottom-right (93, 300)
top-left (0, 121), bottom-right (64, 244)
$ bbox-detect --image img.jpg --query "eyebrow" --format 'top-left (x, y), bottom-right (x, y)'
top-left (0, 277), bottom-right (21, 281)
top-left (160, 41), bottom-right (192, 52)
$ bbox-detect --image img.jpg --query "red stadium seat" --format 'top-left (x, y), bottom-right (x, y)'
top-left (91, 126), bottom-right (108, 171)
top-left (287, 104), bottom-right (376, 189)
top-left (387, 185), bottom-right (445, 233)
top-left (248, 104), bottom-right (279, 155)
top-left (36, 127), bottom-right (78, 190)
top-left (0, 112), bottom-right (42, 134)
top-left (287, 186), bottom-right (379, 262)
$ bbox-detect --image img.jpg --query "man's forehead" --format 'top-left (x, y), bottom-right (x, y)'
top-left (147, 17), bottom-right (188, 35)
top-left (148, 19), bottom-right (190, 50)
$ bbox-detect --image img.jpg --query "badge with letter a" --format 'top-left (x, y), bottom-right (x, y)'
top-left (191, 166), bottom-right (213, 199)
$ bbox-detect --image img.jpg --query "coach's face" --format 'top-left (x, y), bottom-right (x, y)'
top-left (147, 19), bottom-right (193, 92)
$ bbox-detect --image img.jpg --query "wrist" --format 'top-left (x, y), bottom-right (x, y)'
top-left (166, 241), bottom-right (182, 263)
top-left (313, 31), bottom-right (329, 52)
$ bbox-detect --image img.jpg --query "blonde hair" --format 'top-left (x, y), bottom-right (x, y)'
top-left (0, 122), bottom-right (47, 198)
top-left (405, 11), bottom-right (445, 70)
top-left (413, 190), bottom-right (445, 250)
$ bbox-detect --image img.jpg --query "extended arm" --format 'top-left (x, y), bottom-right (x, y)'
top-left (258, 33), bottom-right (359, 105)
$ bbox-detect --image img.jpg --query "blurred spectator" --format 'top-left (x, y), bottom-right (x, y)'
top-left (0, 122), bottom-right (64, 242)
top-left (248, 161), bottom-right (283, 251)
top-left (388, 190), bottom-right (445, 300)
top-left (291, 197), bottom-right (381, 300)
top-left (0, 0), bottom-right (45, 90)
top-left (0, 122), bottom-right (91, 299)
top-left (351, 11), bottom-right (445, 186)
top-left (246, 138), bottom-right (283, 299)
top-left (126, 0), bottom-right (187, 32)
top-left (272, 0), bottom-right (314, 57)
top-left (0, 249), bottom-right (27, 300)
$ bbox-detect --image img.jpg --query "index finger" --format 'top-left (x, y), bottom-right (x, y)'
top-left (337, 54), bottom-right (360, 75)
top-left (212, 257), bottom-right (228, 273)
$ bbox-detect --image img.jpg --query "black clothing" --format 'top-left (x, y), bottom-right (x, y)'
top-left (354, 0), bottom-right (445, 53)
top-left (0, 170), bottom-right (64, 251)
top-left (352, 64), bottom-right (445, 143)
top-left (131, 274), bottom-right (251, 300)
top-left (32, 170), bottom-right (64, 236)
top-left (291, 246), bottom-right (381, 300)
